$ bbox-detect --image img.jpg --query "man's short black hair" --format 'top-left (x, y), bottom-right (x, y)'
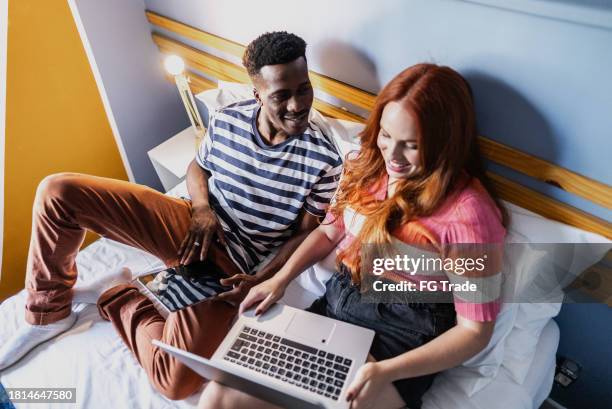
top-left (243, 31), bottom-right (307, 77)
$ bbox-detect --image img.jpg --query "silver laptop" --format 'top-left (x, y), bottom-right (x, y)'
top-left (154, 303), bottom-right (375, 408)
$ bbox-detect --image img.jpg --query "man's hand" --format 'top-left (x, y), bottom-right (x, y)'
top-left (216, 274), bottom-right (259, 305)
top-left (178, 204), bottom-right (225, 265)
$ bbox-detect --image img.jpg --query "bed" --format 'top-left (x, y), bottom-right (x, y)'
top-left (0, 185), bottom-right (563, 409)
top-left (2, 10), bottom-right (612, 409)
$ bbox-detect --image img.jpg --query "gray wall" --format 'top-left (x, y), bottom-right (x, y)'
top-left (71, 0), bottom-right (190, 190)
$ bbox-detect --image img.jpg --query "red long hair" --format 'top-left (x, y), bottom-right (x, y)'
top-left (331, 64), bottom-right (507, 283)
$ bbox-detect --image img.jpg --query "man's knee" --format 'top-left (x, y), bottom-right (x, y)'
top-left (35, 173), bottom-right (82, 204)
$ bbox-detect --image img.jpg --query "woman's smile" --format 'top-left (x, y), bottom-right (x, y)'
top-left (386, 159), bottom-right (412, 173)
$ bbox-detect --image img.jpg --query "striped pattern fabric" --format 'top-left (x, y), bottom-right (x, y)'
top-left (326, 175), bottom-right (506, 322)
top-left (150, 268), bottom-right (230, 312)
top-left (197, 100), bottom-right (343, 274)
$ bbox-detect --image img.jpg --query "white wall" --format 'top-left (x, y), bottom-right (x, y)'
top-left (69, 0), bottom-right (189, 190)
top-left (0, 0), bottom-right (9, 275)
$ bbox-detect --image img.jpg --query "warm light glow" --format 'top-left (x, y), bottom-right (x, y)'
top-left (164, 55), bottom-right (185, 76)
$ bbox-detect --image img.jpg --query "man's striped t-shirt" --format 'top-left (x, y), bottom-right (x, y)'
top-left (196, 99), bottom-right (343, 274)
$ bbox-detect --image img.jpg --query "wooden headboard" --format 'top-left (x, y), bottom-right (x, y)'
top-left (145, 11), bottom-right (612, 304)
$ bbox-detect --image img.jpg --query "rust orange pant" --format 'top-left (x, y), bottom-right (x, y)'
top-left (24, 173), bottom-right (242, 400)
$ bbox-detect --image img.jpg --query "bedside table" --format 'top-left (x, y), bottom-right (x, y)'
top-left (148, 127), bottom-right (199, 191)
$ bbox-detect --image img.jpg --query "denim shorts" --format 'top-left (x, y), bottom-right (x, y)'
top-left (306, 270), bottom-right (456, 409)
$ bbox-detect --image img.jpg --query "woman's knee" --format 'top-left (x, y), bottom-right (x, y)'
top-left (152, 373), bottom-right (202, 401)
top-left (198, 381), bottom-right (227, 409)
top-left (198, 381), bottom-right (282, 409)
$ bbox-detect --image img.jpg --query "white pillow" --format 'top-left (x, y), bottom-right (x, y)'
top-left (308, 110), bottom-right (362, 158)
top-left (195, 80), bottom-right (254, 116)
top-left (442, 302), bottom-right (518, 396)
top-left (499, 202), bottom-right (611, 385)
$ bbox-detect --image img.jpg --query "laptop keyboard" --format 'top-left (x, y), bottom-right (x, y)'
top-left (223, 326), bottom-right (353, 401)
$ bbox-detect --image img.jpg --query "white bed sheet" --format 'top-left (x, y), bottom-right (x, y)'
top-left (0, 237), bottom-right (557, 409)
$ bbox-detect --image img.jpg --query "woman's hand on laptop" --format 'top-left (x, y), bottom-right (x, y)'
top-left (239, 277), bottom-right (287, 316)
top-left (216, 274), bottom-right (258, 305)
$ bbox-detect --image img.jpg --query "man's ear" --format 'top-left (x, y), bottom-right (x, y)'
top-left (253, 87), bottom-right (262, 105)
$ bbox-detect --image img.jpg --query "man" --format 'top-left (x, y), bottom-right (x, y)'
top-left (0, 31), bottom-right (342, 400)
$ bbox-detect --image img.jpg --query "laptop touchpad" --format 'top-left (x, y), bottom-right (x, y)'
top-left (285, 311), bottom-right (336, 345)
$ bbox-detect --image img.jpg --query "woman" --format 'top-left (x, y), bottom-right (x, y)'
top-left (198, 64), bottom-right (507, 409)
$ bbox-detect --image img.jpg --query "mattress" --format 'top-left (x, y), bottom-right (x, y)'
top-left (0, 238), bottom-right (558, 409)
